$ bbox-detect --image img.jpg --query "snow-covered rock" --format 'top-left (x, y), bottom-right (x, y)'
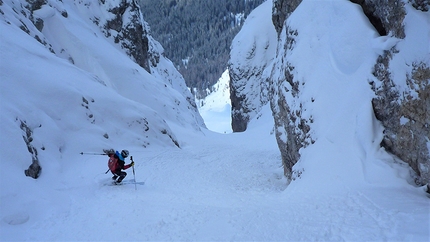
top-left (367, 1), bottom-right (430, 185)
top-left (230, 0), bottom-right (429, 184)
top-left (228, 1), bottom-right (277, 132)
top-left (0, 0), bottom-right (204, 179)
top-left (272, 0), bottom-right (302, 35)
top-left (1, 1), bottom-right (429, 241)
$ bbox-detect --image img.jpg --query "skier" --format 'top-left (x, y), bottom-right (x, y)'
top-left (107, 149), bottom-right (134, 184)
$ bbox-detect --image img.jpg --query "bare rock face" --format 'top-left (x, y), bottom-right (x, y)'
top-left (272, 0), bottom-right (302, 35)
top-left (229, 1), bottom-right (278, 132)
top-left (228, 39), bottom-right (271, 132)
top-left (25, 0), bottom-right (47, 33)
top-left (102, 0), bottom-right (150, 72)
top-left (229, 71), bottom-right (250, 132)
top-left (20, 121), bottom-right (42, 179)
top-left (411, 0), bottom-right (430, 11)
top-left (350, 0), bottom-right (406, 38)
top-left (372, 50), bottom-right (430, 185)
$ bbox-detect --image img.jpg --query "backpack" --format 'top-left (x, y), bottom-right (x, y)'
top-left (108, 155), bottom-right (119, 172)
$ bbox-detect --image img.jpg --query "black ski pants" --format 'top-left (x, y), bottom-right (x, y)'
top-left (112, 170), bottom-right (127, 182)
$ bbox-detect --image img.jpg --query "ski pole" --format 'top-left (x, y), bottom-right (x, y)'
top-left (80, 152), bottom-right (106, 155)
top-left (131, 156), bottom-right (137, 190)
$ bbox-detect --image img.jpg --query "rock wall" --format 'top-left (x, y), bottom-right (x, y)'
top-left (272, 0), bottom-right (302, 35)
top-left (268, 24), bottom-right (313, 179)
top-left (269, 0), bottom-right (305, 179)
top-left (372, 57), bottom-right (430, 184)
top-left (366, 0), bottom-right (429, 185)
top-left (269, 0), bottom-right (430, 183)
top-left (100, 0), bottom-right (203, 127)
top-left (229, 1), bottom-right (277, 132)
top-left (101, 0), bottom-right (150, 72)
top-left (350, 0), bottom-right (406, 38)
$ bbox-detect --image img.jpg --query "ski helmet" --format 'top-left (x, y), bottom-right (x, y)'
top-left (121, 150), bottom-right (129, 158)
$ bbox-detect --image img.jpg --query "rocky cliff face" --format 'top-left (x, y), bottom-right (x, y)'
top-left (270, 0), bottom-right (306, 179)
top-left (272, 0), bottom-right (302, 35)
top-left (372, 55), bottom-right (430, 185)
top-left (99, 0), bottom-right (202, 124)
top-left (228, 1), bottom-right (277, 132)
top-left (350, 0), bottom-right (429, 185)
top-left (267, 0), bottom-right (429, 183)
top-left (353, 0), bottom-right (430, 184)
top-left (101, 0), bottom-right (150, 72)
top-left (368, 0), bottom-right (430, 184)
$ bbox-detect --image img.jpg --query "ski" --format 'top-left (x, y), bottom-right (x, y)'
top-left (104, 179), bottom-right (144, 186)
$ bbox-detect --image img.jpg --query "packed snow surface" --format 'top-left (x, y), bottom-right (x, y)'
top-left (1, 0), bottom-right (429, 241)
top-left (1, 110), bottom-right (429, 241)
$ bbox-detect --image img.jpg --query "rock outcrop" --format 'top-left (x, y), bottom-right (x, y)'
top-left (228, 1), bottom-right (277, 132)
top-left (272, 0), bottom-right (302, 35)
top-left (365, 0), bottom-right (429, 185)
top-left (270, 0), bottom-right (307, 178)
top-left (99, 0), bottom-right (203, 126)
top-left (371, 50), bottom-right (430, 185)
top-left (101, 0), bottom-right (150, 72)
top-left (20, 120), bottom-right (42, 179)
top-left (267, 0), bottom-right (430, 183)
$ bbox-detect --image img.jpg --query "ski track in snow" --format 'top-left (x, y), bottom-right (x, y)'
top-left (1, 0), bottom-right (429, 240)
top-left (1, 127), bottom-right (428, 241)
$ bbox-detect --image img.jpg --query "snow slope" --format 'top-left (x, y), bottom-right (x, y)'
top-left (197, 69), bottom-right (232, 134)
top-left (0, 0), bottom-right (429, 241)
top-left (1, 106), bottom-right (428, 241)
top-left (0, 0), bottom-right (204, 157)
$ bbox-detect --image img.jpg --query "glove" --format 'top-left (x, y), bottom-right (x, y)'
top-left (130, 161), bottom-right (135, 166)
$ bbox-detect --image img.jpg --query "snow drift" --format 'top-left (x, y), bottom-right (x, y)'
top-left (0, 0), bottom-right (429, 241)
